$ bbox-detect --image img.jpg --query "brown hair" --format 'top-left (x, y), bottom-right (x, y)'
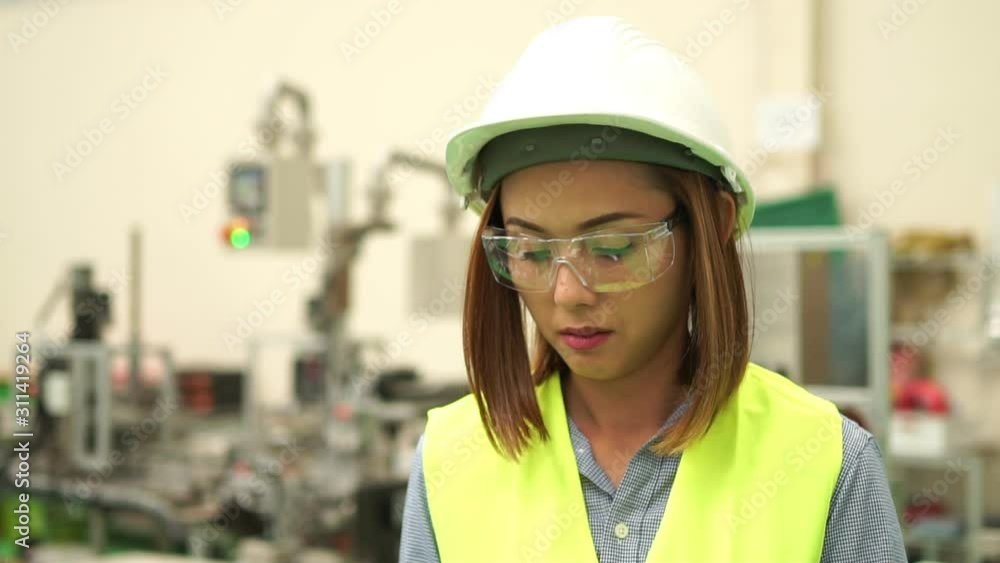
top-left (461, 165), bottom-right (750, 460)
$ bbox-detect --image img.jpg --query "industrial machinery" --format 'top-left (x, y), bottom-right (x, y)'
top-left (216, 80), bottom-right (467, 562)
top-left (987, 184), bottom-right (1000, 351)
top-left (3, 81), bottom-right (468, 563)
top-left (219, 82), bottom-right (320, 252)
top-left (2, 232), bottom-right (191, 559)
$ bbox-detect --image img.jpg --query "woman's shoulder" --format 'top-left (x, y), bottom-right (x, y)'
top-left (740, 362), bottom-right (842, 418)
top-left (426, 390), bottom-right (479, 424)
top-left (740, 363), bottom-right (884, 476)
top-left (837, 414), bottom-right (879, 471)
top-left (423, 391), bottom-right (493, 454)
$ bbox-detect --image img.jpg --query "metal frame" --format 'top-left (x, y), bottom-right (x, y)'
top-left (243, 332), bottom-right (328, 450)
top-left (746, 227), bottom-right (893, 452)
top-left (892, 452), bottom-right (984, 563)
top-left (65, 342), bottom-right (113, 472)
top-left (62, 342), bottom-right (178, 472)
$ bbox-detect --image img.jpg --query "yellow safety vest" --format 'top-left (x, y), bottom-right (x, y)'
top-left (423, 362), bottom-right (843, 563)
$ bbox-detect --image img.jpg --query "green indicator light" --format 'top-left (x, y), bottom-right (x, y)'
top-left (230, 227), bottom-right (251, 249)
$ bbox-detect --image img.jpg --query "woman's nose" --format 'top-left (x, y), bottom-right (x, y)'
top-left (551, 260), bottom-right (598, 307)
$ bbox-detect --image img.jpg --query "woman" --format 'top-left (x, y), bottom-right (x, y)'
top-left (400, 16), bottom-right (905, 563)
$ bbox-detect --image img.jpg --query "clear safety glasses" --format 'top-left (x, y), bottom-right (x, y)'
top-left (481, 209), bottom-right (685, 293)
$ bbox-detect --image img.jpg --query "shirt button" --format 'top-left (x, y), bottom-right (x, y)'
top-left (614, 522), bottom-right (629, 539)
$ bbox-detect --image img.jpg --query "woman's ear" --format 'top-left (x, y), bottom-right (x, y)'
top-left (717, 191), bottom-right (737, 242)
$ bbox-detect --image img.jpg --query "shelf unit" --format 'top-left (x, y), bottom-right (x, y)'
top-left (892, 451), bottom-right (985, 563)
top-left (890, 248), bottom-right (993, 350)
top-left (888, 231), bottom-right (996, 563)
top-left (892, 253), bottom-right (982, 273)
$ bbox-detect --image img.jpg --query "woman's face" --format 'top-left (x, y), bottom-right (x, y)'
top-left (499, 160), bottom-right (692, 382)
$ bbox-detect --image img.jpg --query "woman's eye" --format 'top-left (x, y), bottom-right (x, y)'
top-left (505, 239), bottom-right (550, 262)
top-left (520, 250), bottom-right (551, 262)
top-left (591, 243), bottom-right (633, 258)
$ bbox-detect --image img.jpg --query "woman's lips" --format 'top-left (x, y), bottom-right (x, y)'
top-left (559, 331), bottom-right (612, 351)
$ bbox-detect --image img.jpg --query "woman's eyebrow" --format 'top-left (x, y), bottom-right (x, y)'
top-left (505, 211), bottom-right (648, 234)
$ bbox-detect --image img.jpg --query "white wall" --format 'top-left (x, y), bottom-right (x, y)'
top-left (2, 0), bottom-right (997, 405)
top-left (821, 0), bottom-right (1000, 233)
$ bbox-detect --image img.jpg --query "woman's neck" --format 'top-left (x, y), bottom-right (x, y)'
top-left (562, 334), bottom-right (689, 443)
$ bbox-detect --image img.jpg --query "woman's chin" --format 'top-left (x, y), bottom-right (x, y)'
top-left (563, 357), bottom-right (625, 382)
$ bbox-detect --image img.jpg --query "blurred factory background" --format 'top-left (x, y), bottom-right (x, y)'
top-left (1, 0), bottom-right (999, 562)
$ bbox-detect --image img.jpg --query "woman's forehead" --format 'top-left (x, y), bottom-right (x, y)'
top-left (498, 160), bottom-right (676, 227)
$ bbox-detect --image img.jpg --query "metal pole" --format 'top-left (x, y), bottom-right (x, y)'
top-left (867, 230), bottom-right (892, 459)
top-left (129, 227), bottom-right (142, 404)
top-left (244, 338), bottom-right (258, 452)
top-left (966, 454), bottom-right (984, 563)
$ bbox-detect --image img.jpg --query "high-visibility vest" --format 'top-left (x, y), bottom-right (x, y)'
top-left (423, 362), bottom-right (843, 562)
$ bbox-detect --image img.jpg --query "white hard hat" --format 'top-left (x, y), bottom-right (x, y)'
top-left (445, 16), bottom-right (755, 234)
